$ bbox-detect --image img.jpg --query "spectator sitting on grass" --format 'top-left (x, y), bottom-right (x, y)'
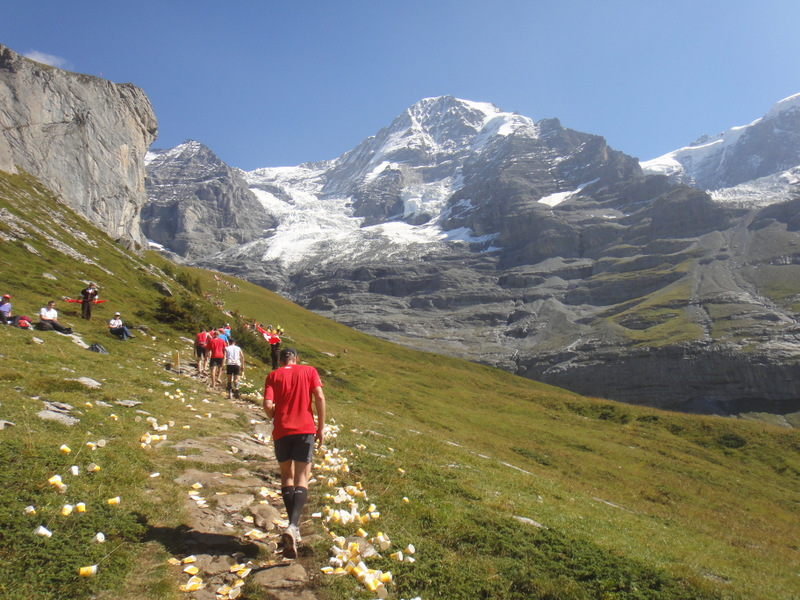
top-left (108, 312), bottom-right (134, 340)
top-left (38, 300), bottom-right (72, 334)
top-left (0, 294), bottom-right (18, 326)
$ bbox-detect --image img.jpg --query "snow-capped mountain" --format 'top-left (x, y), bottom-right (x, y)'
top-left (642, 93), bottom-right (800, 196)
top-left (145, 94), bottom-right (800, 418)
top-left (237, 97), bottom-right (539, 271)
top-left (204, 96), bottom-right (636, 274)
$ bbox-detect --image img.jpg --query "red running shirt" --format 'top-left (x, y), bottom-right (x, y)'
top-left (264, 364), bottom-right (323, 441)
top-left (208, 337), bottom-right (227, 359)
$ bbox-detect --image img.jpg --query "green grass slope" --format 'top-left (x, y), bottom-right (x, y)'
top-left (0, 171), bottom-right (798, 599)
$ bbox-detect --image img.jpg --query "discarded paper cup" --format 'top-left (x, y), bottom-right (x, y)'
top-left (107, 496), bottom-right (121, 506)
top-left (87, 463), bottom-right (100, 473)
top-left (48, 474), bottom-right (62, 485)
top-left (34, 525), bottom-right (53, 538)
top-left (93, 532), bottom-right (105, 543)
top-left (70, 465), bottom-right (80, 476)
top-left (76, 502), bottom-right (86, 513)
top-left (59, 444), bottom-right (71, 454)
top-left (61, 504), bottom-right (73, 516)
top-left (24, 505), bottom-right (36, 516)
top-left (78, 565), bottom-right (97, 577)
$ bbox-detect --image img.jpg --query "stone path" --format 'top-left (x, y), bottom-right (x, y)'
top-left (156, 368), bottom-right (320, 600)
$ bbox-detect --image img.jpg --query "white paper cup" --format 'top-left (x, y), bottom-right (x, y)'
top-left (34, 525), bottom-right (53, 538)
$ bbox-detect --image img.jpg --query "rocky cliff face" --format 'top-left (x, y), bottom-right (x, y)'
top-left (142, 142), bottom-right (275, 257)
top-left (0, 44), bottom-right (157, 248)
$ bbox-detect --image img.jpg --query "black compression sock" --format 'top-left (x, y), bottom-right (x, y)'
top-left (281, 486), bottom-right (295, 516)
top-left (289, 486), bottom-right (308, 527)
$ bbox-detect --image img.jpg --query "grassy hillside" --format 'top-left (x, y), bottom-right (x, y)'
top-left (1, 170), bottom-right (799, 599)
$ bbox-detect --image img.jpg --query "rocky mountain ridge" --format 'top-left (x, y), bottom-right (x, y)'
top-left (0, 44), bottom-right (156, 248)
top-left (144, 94), bottom-right (800, 417)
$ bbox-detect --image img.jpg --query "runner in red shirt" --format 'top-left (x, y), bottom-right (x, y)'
top-left (195, 328), bottom-right (210, 375)
top-left (263, 347), bottom-right (326, 558)
top-left (207, 331), bottom-right (227, 389)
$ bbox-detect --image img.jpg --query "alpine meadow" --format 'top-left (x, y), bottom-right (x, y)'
top-left (0, 167), bottom-right (798, 600)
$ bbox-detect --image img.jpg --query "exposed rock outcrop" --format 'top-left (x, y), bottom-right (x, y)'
top-left (0, 44), bottom-right (157, 248)
top-left (143, 141), bottom-right (275, 257)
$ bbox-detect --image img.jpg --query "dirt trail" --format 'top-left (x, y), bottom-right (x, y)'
top-left (154, 367), bottom-right (320, 600)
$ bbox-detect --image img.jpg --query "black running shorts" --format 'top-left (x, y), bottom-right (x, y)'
top-left (274, 433), bottom-right (315, 463)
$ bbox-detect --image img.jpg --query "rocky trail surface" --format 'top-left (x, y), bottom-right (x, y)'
top-left (149, 366), bottom-right (321, 600)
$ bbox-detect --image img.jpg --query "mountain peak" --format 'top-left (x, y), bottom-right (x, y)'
top-left (146, 140), bottom-right (214, 166)
top-left (642, 91), bottom-right (800, 191)
top-left (764, 92), bottom-right (800, 120)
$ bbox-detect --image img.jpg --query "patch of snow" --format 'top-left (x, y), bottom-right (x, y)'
top-left (538, 190), bottom-right (573, 207)
top-left (402, 179), bottom-right (455, 219)
top-left (537, 179), bottom-right (599, 207)
top-left (711, 166), bottom-right (800, 207)
top-left (364, 161), bottom-right (398, 184)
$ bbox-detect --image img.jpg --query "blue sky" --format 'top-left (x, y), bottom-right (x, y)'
top-left (4, 1), bottom-right (800, 170)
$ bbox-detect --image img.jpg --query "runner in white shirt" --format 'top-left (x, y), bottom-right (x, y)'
top-left (224, 339), bottom-right (245, 399)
